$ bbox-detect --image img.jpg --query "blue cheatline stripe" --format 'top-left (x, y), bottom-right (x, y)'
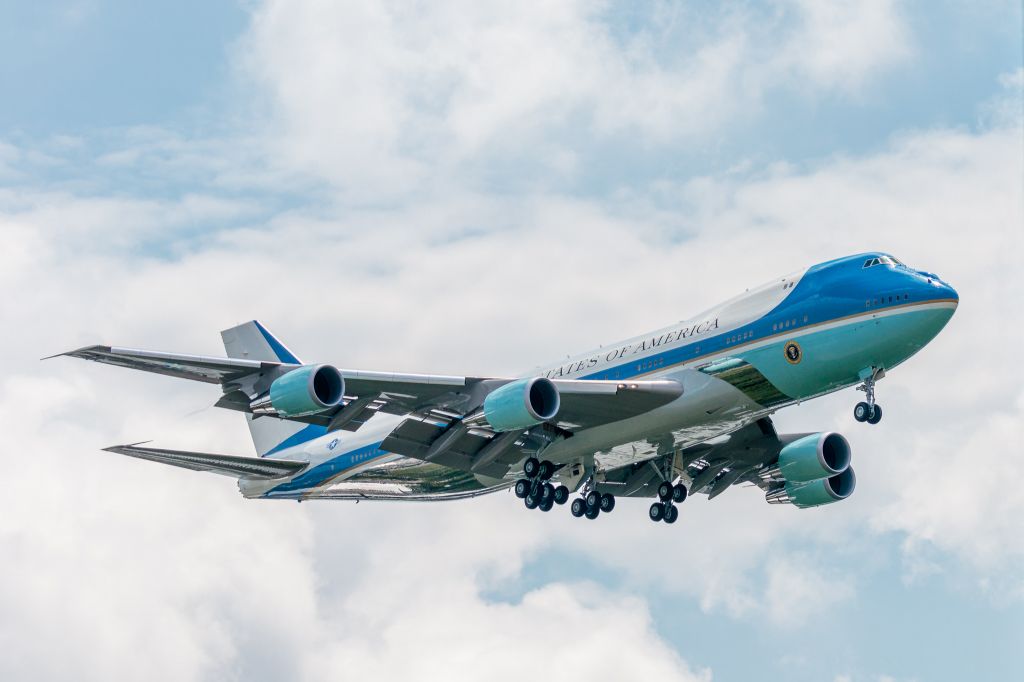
top-left (264, 424), bottom-right (327, 457)
top-left (267, 442), bottom-right (388, 494)
top-left (253, 320), bottom-right (302, 364)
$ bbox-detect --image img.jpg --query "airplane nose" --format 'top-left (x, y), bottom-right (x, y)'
top-left (914, 270), bottom-right (958, 307)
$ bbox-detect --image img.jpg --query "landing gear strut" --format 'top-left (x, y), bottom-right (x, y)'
top-left (516, 458), bottom-right (568, 513)
top-left (650, 482), bottom-right (687, 525)
top-left (854, 368), bottom-right (884, 425)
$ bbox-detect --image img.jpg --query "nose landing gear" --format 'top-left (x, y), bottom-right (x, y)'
top-left (854, 367), bottom-right (884, 425)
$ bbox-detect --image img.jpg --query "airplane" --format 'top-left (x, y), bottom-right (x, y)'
top-left (53, 252), bottom-right (958, 524)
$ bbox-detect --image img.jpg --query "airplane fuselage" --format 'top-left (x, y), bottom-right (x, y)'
top-left (239, 253), bottom-right (958, 502)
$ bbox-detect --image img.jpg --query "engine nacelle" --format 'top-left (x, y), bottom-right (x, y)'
top-left (482, 377), bottom-right (560, 432)
top-left (765, 432), bottom-right (851, 483)
top-left (251, 364), bottom-right (345, 418)
top-left (767, 467), bottom-right (857, 508)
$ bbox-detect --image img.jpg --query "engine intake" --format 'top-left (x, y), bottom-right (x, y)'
top-left (251, 364), bottom-right (345, 418)
top-left (766, 467), bottom-right (857, 508)
top-left (763, 432), bottom-right (851, 483)
top-left (482, 377), bottom-right (560, 432)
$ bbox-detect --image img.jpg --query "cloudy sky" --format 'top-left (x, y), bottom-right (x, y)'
top-left (1, 1), bottom-right (1021, 680)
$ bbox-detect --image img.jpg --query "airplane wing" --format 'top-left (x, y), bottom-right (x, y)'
top-left (56, 340), bottom-right (683, 480)
top-left (102, 443), bottom-right (308, 479)
top-left (55, 345), bottom-right (682, 432)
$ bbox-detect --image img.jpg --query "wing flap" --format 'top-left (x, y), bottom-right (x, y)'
top-left (102, 444), bottom-right (307, 479)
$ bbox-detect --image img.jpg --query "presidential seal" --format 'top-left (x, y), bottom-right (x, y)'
top-left (784, 340), bottom-right (802, 364)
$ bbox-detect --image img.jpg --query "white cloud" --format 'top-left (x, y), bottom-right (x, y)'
top-left (0, 3), bottom-right (1019, 679)
top-left (236, 0), bottom-right (913, 192)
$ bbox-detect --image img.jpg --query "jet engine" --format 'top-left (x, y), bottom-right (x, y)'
top-left (762, 432), bottom-right (851, 483)
top-left (481, 377), bottom-right (560, 431)
top-left (762, 432), bottom-right (855, 508)
top-left (250, 364), bottom-right (345, 418)
top-left (766, 467), bottom-right (857, 508)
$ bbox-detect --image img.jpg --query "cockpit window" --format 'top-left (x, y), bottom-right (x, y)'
top-left (863, 255), bottom-right (905, 268)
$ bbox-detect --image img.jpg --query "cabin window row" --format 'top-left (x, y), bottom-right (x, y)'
top-left (636, 357), bottom-right (666, 372)
top-left (865, 293), bottom-right (910, 307)
top-left (772, 315), bottom-right (809, 332)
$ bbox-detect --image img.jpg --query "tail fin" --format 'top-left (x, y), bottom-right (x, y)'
top-left (221, 321), bottom-right (326, 457)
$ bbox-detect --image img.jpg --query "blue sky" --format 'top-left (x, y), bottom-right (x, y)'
top-left (1, 2), bottom-right (1021, 681)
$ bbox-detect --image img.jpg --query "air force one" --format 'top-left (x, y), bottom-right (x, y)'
top-left (56, 253), bottom-right (957, 524)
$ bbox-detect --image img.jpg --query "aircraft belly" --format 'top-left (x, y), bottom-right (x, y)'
top-left (543, 368), bottom-right (767, 471)
top-left (267, 455), bottom-right (507, 501)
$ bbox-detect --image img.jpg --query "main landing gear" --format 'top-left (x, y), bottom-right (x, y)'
top-left (514, 457), bottom-right (569, 513)
top-left (854, 368), bottom-right (884, 425)
top-left (569, 486), bottom-right (616, 520)
top-left (649, 481), bottom-right (687, 524)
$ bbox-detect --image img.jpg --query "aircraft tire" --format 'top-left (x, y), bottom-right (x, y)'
top-left (867, 404), bottom-right (883, 424)
top-left (854, 402), bottom-right (871, 422)
top-left (539, 498), bottom-right (554, 512)
top-left (663, 504), bottom-right (679, 524)
top-left (524, 493), bottom-right (540, 509)
top-left (658, 481), bottom-right (673, 501)
top-left (514, 479), bottom-right (530, 499)
top-left (649, 502), bottom-right (664, 522)
top-left (570, 498), bottom-right (586, 517)
top-left (538, 460), bottom-right (555, 480)
top-left (553, 485), bottom-right (570, 505)
top-left (599, 493), bottom-right (615, 513)
top-left (585, 490), bottom-right (602, 509)
top-left (672, 484), bottom-right (688, 503)
top-left (523, 457), bottom-right (541, 478)
top-left (584, 505), bottom-right (600, 520)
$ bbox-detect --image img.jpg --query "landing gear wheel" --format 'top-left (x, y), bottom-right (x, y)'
top-left (523, 457), bottom-right (541, 478)
top-left (657, 481), bottom-right (673, 501)
top-left (663, 504), bottom-right (679, 524)
top-left (553, 485), bottom-right (570, 505)
top-left (584, 505), bottom-right (600, 520)
top-left (540, 482), bottom-right (555, 502)
top-left (570, 498), bottom-right (586, 517)
top-left (538, 460), bottom-right (555, 481)
top-left (599, 493), bottom-right (616, 513)
top-left (854, 402), bottom-right (871, 422)
top-left (671, 484), bottom-right (688, 503)
top-left (867, 404), bottom-right (883, 425)
top-left (538, 497), bottom-right (554, 512)
top-left (585, 490), bottom-right (602, 509)
top-left (514, 479), bottom-right (530, 499)
top-left (524, 493), bottom-right (539, 509)
top-left (649, 502), bottom-right (665, 522)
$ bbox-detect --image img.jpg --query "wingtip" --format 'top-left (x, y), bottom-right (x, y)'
top-left (102, 440), bottom-right (153, 453)
top-left (40, 344), bottom-right (111, 361)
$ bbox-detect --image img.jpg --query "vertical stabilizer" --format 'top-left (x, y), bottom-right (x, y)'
top-left (221, 321), bottom-right (325, 457)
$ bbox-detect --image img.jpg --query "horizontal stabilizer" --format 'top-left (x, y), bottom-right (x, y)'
top-left (102, 444), bottom-right (307, 479)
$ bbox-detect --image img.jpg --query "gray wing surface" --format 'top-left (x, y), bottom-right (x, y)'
top-left (102, 444), bottom-right (307, 478)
